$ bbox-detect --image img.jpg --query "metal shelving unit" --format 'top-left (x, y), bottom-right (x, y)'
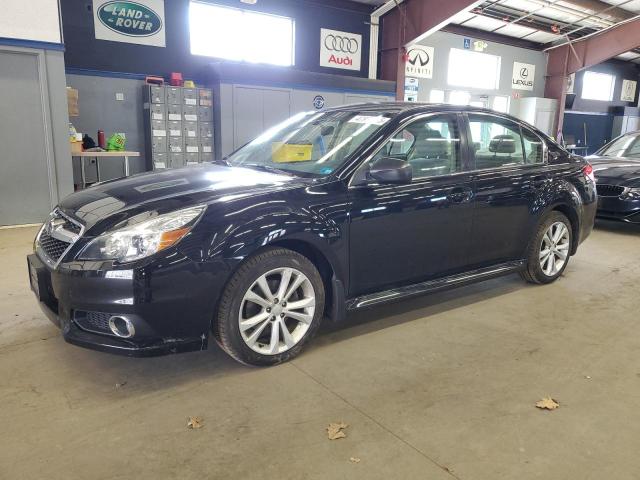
top-left (143, 85), bottom-right (214, 170)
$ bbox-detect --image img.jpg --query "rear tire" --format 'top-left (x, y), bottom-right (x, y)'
top-left (520, 211), bottom-right (573, 284)
top-left (215, 247), bottom-right (325, 366)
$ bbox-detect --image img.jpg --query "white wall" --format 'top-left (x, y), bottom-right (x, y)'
top-left (0, 0), bottom-right (61, 43)
top-left (412, 31), bottom-right (547, 110)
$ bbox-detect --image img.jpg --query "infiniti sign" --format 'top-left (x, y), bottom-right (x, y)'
top-left (405, 45), bottom-right (434, 79)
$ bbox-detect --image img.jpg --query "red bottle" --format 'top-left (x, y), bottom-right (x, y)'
top-left (98, 130), bottom-right (105, 149)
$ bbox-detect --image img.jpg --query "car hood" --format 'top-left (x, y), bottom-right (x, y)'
top-left (588, 156), bottom-right (640, 187)
top-left (58, 164), bottom-right (311, 229)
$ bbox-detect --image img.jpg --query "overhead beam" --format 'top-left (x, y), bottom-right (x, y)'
top-left (544, 16), bottom-right (640, 138)
top-left (546, 16), bottom-right (640, 77)
top-left (560, 0), bottom-right (635, 23)
top-left (379, 0), bottom-right (484, 98)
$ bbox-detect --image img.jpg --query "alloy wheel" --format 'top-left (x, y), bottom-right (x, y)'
top-left (539, 221), bottom-right (570, 276)
top-left (238, 267), bottom-right (316, 355)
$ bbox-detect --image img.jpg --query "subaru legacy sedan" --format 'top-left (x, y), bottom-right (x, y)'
top-left (28, 104), bottom-right (596, 366)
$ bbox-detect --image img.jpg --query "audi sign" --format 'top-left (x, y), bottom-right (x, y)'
top-left (320, 28), bottom-right (362, 71)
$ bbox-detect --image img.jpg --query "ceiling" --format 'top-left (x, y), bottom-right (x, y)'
top-left (351, 0), bottom-right (640, 63)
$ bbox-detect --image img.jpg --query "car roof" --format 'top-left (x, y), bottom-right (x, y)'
top-left (323, 102), bottom-right (510, 118)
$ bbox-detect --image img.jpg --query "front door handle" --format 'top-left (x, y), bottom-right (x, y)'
top-left (447, 186), bottom-right (474, 204)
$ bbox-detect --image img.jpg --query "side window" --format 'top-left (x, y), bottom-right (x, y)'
top-left (522, 127), bottom-right (545, 164)
top-left (469, 115), bottom-right (525, 170)
top-left (373, 115), bottom-right (462, 180)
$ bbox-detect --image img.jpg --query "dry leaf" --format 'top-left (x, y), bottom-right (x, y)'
top-left (187, 416), bottom-right (204, 429)
top-left (349, 457), bottom-right (361, 463)
top-left (535, 397), bottom-right (559, 410)
top-left (327, 422), bottom-right (348, 440)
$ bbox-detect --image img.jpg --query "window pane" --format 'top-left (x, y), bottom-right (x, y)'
top-left (522, 128), bottom-right (544, 164)
top-left (582, 71), bottom-right (615, 101)
top-left (430, 89), bottom-right (445, 103)
top-left (449, 90), bottom-right (470, 105)
top-left (492, 96), bottom-right (509, 113)
top-left (189, 2), bottom-right (294, 66)
top-left (374, 116), bottom-right (461, 179)
top-left (469, 115), bottom-right (525, 169)
top-left (448, 48), bottom-right (501, 90)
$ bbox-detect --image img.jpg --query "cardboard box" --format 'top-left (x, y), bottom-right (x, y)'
top-left (67, 87), bottom-right (79, 117)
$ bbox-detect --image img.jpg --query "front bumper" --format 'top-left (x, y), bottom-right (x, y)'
top-left (596, 196), bottom-right (640, 223)
top-left (27, 252), bottom-right (227, 357)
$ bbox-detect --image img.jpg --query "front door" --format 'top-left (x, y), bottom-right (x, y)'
top-left (464, 113), bottom-right (549, 266)
top-left (348, 113), bottom-right (475, 296)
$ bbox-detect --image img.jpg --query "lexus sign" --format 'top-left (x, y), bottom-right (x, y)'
top-left (320, 28), bottom-right (362, 71)
top-left (512, 61), bottom-right (535, 91)
top-left (405, 45), bottom-right (434, 79)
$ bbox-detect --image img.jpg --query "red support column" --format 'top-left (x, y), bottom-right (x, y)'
top-left (379, 0), bottom-right (484, 100)
top-left (545, 18), bottom-right (640, 136)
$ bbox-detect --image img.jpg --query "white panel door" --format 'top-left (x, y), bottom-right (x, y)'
top-left (233, 87), bottom-right (264, 149)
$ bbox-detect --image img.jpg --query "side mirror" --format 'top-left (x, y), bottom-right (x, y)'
top-left (368, 157), bottom-right (412, 185)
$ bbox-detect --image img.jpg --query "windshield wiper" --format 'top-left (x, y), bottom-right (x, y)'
top-left (240, 164), bottom-right (292, 174)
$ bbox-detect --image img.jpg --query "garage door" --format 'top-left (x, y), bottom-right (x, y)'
top-left (0, 50), bottom-right (52, 226)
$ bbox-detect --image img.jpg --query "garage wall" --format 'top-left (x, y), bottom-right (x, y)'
top-left (412, 31), bottom-right (547, 106)
top-left (218, 83), bottom-right (393, 156)
top-left (1, 0), bottom-right (62, 44)
top-left (60, 0), bottom-right (374, 79)
top-left (65, 73), bottom-right (148, 180)
top-left (567, 60), bottom-right (640, 114)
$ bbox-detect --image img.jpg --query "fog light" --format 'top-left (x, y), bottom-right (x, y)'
top-left (108, 316), bottom-right (135, 338)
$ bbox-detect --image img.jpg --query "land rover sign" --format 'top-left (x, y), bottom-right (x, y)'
top-left (93, 0), bottom-right (166, 47)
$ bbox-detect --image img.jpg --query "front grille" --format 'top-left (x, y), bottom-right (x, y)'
top-left (39, 231), bottom-right (71, 261)
top-left (74, 311), bottom-right (113, 336)
top-left (596, 184), bottom-right (625, 197)
top-left (36, 209), bottom-right (83, 265)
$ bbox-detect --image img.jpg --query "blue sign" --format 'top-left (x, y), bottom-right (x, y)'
top-left (313, 95), bottom-right (325, 109)
top-left (464, 38), bottom-right (471, 49)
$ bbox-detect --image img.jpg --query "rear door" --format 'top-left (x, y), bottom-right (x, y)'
top-left (464, 113), bottom-right (549, 267)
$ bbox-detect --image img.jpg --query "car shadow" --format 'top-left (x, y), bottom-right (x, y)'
top-left (594, 218), bottom-right (640, 236)
top-left (55, 273), bottom-right (527, 394)
top-left (313, 273), bottom-right (525, 350)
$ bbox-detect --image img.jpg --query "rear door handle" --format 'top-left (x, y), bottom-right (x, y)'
top-left (447, 186), bottom-right (474, 204)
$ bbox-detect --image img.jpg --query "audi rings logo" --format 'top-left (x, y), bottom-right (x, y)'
top-left (407, 48), bottom-right (430, 67)
top-left (320, 29), bottom-right (362, 71)
top-left (324, 34), bottom-right (359, 54)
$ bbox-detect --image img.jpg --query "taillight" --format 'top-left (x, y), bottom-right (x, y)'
top-left (583, 163), bottom-right (595, 183)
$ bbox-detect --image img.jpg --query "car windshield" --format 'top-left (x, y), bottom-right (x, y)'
top-left (598, 133), bottom-right (640, 159)
top-left (226, 110), bottom-right (396, 177)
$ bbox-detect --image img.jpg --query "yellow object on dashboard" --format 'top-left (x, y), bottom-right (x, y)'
top-left (272, 142), bottom-right (312, 163)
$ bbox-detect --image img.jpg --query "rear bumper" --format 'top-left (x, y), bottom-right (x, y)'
top-left (27, 252), bottom-right (228, 357)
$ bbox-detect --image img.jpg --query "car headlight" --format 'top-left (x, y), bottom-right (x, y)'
top-left (78, 205), bottom-right (206, 262)
top-left (621, 187), bottom-right (640, 199)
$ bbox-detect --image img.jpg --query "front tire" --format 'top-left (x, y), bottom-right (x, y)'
top-left (215, 247), bottom-right (325, 366)
top-left (520, 211), bottom-right (573, 284)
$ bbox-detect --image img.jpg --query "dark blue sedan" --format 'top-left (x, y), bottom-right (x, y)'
top-left (588, 132), bottom-right (640, 224)
top-left (28, 104), bottom-right (597, 366)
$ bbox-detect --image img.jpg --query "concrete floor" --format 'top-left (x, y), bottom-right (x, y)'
top-left (1, 222), bottom-right (639, 480)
